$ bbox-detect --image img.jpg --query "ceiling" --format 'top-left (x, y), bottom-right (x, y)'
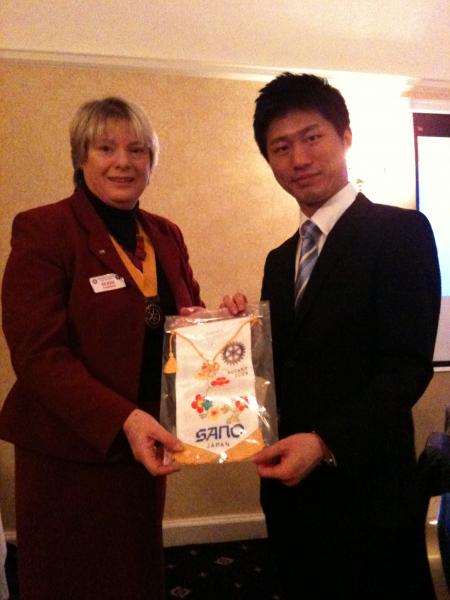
top-left (1, 0), bottom-right (449, 82)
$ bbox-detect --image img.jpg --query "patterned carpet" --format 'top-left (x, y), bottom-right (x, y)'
top-left (5, 534), bottom-right (449, 599)
top-left (5, 539), bottom-right (282, 600)
top-left (165, 539), bottom-right (281, 599)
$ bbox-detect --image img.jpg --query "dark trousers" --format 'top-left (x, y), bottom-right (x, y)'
top-left (262, 482), bottom-right (436, 600)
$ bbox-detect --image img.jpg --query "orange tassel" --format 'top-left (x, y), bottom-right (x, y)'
top-left (164, 351), bottom-right (177, 374)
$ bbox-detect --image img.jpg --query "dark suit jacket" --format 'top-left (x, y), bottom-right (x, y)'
top-left (261, 193), bottom-right (441, 529)
top-left (0, 189), bottom-right (202, 463)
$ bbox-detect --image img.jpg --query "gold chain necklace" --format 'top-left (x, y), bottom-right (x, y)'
top-left (163, 315), bottom-right (260, 376)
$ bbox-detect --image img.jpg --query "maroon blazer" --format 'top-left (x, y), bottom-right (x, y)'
top-left (0, 189), bottom-right (202, 463)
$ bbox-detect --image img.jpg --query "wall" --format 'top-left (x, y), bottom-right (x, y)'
top-left (0, 59), bottom-right (449, 542)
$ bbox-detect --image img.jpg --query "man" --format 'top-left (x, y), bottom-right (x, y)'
top-left (250, 73), bottom-right (441, 599)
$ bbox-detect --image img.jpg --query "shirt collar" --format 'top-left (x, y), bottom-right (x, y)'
top-left (299, 182), bottom-right (358, 237)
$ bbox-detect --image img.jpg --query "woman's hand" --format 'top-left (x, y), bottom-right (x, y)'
top-left (220, 292), bottom-right (248, 315)
top-left (179, 306), bottom-right (207, 316)
top-left (123, 409), bottom-right (183, 476)
top-left (252, 433), bottom-right (324, 487)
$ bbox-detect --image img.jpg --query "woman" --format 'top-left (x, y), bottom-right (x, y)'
top-left (0, 97), bottom-right (202, 599)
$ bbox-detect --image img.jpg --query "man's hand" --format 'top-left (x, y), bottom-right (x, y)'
top-left (220, 292), bottom-right (248, 315)
top-left (123, 409), bottom-right (183, 476)
top-left (180, 293), bottom-right (248, 318)
top-left (252, 433), bottom-right (325, 487)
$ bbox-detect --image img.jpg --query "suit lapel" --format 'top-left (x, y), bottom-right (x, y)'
top-left (71, 190), bottom-right (192, 309)
top-left (277, 233), bottom-right (298, 324)
top-left (264, 232), bottom-right (299, 351)
top-left (295, 193), bottom-right (372, 327)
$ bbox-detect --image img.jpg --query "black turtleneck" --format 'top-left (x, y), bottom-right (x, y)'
top-left (78, 178), bottom-right (178, 410)
top-left (81, 178), bottom-right (138, 252)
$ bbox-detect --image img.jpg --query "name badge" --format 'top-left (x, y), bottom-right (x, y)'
top-left (89, 274), bottom-right (126, 293)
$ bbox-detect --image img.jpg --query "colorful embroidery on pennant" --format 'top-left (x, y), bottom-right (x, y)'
top-left (171, 316), bottom-right (260, 455)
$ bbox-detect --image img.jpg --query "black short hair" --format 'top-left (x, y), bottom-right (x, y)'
top-left (253, 73), bottom-right (350, 159)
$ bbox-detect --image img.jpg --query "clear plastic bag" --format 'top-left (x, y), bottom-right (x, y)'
top-left (160, 302), bottom-right (278, 464)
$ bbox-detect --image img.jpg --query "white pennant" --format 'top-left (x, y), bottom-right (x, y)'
top-left (174, 316), bottom-right (258, 456)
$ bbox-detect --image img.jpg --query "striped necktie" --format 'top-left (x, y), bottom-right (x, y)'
top-left (295, 220), bottom-right (321, 307)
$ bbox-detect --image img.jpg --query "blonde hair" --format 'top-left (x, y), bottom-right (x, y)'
top-left (69, 97), bottom-right (160, 184)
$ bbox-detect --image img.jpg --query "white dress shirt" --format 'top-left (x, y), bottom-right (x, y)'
top-left (295, 182), bottom-right (358, 278)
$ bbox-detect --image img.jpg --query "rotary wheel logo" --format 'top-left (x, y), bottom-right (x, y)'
top-left (222, 341), bottom-right (245, 365)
